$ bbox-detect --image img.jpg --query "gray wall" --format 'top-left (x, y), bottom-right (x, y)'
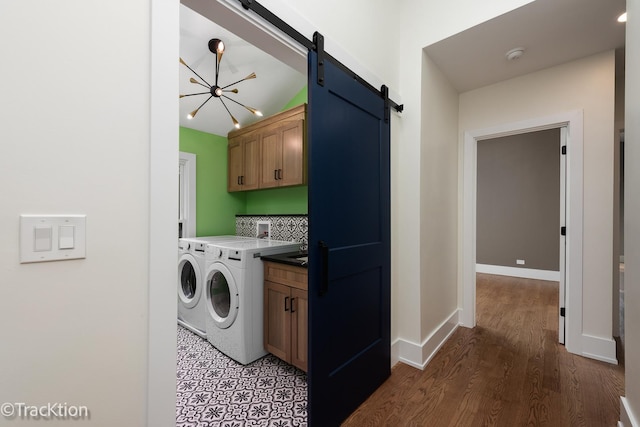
top-left (477, 129), bottom-right (560, 271)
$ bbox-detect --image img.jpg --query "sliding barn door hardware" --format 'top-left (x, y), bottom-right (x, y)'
top-left (234, 0), bottom-right (403, 113)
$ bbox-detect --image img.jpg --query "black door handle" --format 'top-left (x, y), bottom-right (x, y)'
top-left (319, 240), bottom-right (329, 296)
top-left (284, 296), bottom-right (289, 312)
top-left (290, 298), bottom-right (296, 313)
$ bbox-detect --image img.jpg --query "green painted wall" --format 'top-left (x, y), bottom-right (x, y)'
top-left (281, 86), bottom-right (308, 111)
top-left (245, 186), bottom-right (308, 214)
top-left (179, 87), bottom-right (309, 234)
top-left (179, 127), bottom-right (245, 235)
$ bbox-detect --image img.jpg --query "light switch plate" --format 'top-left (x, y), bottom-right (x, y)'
top-left (20, 215), bottom-right (86, 263)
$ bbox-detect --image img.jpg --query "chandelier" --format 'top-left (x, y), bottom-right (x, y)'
top-left (180, 38), bottom-right (262, 129)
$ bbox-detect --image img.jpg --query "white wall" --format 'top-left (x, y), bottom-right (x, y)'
top-left (391, 0), bottom-right (534, 361)
top-left (459, 51), bottom-right (616, 357)
top-left (418, 53), bottom-right (459, 359)
top-left (622, 0), bottom-right (640, 424)
top-left (0, 1), bottom-right (159, 425)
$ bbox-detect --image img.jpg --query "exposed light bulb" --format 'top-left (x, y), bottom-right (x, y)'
top-left (256, 111), bottom-right (263, 117)
top-left (618, 12), bottom-right (627, 23)
top-left (218, 41), bottom-right (225, 53)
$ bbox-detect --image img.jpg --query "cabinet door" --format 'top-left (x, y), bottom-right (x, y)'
top-left (259, 126), bottom-right (281, 189)
top-left (228, 137), bottom-right (243, 192)
top-left (264, 281), bottom-right (291, 362)
top-left (242, 132), bottom-right (261, 190)
top-left (280, 119), bottom-right (305, 187)
top-left (290, 287), bottom-right (308, 372)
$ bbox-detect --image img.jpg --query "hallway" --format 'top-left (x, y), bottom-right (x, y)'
top-left (343, 273), bottom-right (624, 426)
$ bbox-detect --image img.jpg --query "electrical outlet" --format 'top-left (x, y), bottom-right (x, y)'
top-left (516, 259), bottom-right (525, 265)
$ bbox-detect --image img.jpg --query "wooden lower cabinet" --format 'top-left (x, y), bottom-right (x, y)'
top-left (263, 261), bottom-right (307, 372)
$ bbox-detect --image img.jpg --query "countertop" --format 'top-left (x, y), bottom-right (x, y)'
top-left (261, 250), bottom-right (308, 268)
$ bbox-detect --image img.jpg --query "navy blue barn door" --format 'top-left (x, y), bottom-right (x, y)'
top-left (307, 48), bottom-right (391, 426)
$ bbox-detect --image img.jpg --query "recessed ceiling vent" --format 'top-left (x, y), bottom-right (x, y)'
top-left (505, 47), bottom-right (525, 61)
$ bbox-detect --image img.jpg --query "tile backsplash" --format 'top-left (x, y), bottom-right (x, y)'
top-left (236, 215), bottom-right (308, 250)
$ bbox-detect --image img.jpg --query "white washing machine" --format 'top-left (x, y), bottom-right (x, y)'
top-left (203, 239), bottom-right (301, 364)
top-left (177, 236), bottom-right (257, 337)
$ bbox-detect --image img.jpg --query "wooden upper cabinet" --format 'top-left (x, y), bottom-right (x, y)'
top-left (227, 132), bottom-right (260, 192)
top-left (227, 104), bottom-right (306, 192)
top-left (260, 127), bottom-right (281, 188)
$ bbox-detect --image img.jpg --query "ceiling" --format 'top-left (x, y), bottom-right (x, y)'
top-left (180, 0), bottom-right (626, 136)
top-left (180, 4), bottom-right (306, 136)
top-left (425, 0), bottom-right (626, 93)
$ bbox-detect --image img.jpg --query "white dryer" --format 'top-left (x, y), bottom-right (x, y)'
top-left (177, 236), bottom-right (256, 337)
top-left (203, 239), bottom-right (301, 364)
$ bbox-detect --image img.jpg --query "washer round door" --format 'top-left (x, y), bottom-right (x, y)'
top-left (178, 253), bottom-right (202, 308)
top-left (204, 262), bottom-right (239, 329)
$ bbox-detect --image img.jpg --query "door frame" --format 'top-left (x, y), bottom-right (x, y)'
top-left (149, 1), bottom-right (401, 426)
top-left (460, 110), bottom-right (584, 355)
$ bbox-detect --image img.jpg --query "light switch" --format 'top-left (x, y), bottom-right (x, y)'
top-left (59, 225), bottom-right (75, 249)
top-left (20, 215), bottom-right (86, 263)
top-left (34, 226), bottom-right (52, 252)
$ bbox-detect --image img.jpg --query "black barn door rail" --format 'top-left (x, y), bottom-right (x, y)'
top-left (237, 0), bottom-right (404, 114)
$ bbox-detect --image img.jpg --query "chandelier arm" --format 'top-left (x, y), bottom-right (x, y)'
top-left (180, 92), bottom-right (211, 97)
top-left (220, 95), bottom-right (257, 111)
top-left (180, 58), bottom-right (212, 87)
top-left (192, 95), bottom-right (214, 115)
top-left (219, 97), bottom-right (239, 127)
top-left (221, 73), bottom-right (256, 90)
top-left (215, 53), bottom-right (220, 88)
top-left (218, 96), bottom-right (234, 118)
top-left (190, 79), bottom-right (210, 89)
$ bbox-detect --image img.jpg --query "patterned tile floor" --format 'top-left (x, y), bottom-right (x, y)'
top-left (176, 326), bottom-right (308, 427)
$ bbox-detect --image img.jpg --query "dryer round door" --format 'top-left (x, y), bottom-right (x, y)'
top-left (204, 262), bottom-right (239, 329)
top-left (178, 253), bottom-right (202, 308)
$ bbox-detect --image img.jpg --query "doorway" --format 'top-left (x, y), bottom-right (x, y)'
top-left (461, 111), bottom-right (584, 355)
top-left (475, 128), bottom-right (565, 342)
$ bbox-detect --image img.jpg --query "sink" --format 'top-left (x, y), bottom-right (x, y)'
top-left (289, 254), bottom-right (309, 265)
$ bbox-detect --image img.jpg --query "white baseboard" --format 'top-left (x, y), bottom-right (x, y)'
top-left (395, 309), bottom-right (459, 370)
top-left (476, 264), bottom-right (560, 281)
top-left (391, 337), bottom-right (401, 368)
top-left (581, 333), bottom-right (618, 364)
top-left (621, 397), bottom-right (639, 427)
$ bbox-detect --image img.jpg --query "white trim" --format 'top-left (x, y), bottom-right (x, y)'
top-left (621, 397), bottom-right (640, 427)
top-left (559, 126), bottom-right (567, 344)
top-left (581, 334), bottom-right (618, 364)
top-left (396, 309), bottom-right (459, 370)
top-left (461, 111), bottom-right (584, 357)
top-left (391, 338), bottom-right (401, 368)
top-left (148, 0), bottom-right (180, 426)
top-left (179, 152), bottom-right (196, 238)
top-left (476, 264), bottom-right (560, 281)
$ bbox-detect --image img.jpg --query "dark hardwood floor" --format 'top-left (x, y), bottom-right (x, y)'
top-left (342, 273), bottom-right (624, 427)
